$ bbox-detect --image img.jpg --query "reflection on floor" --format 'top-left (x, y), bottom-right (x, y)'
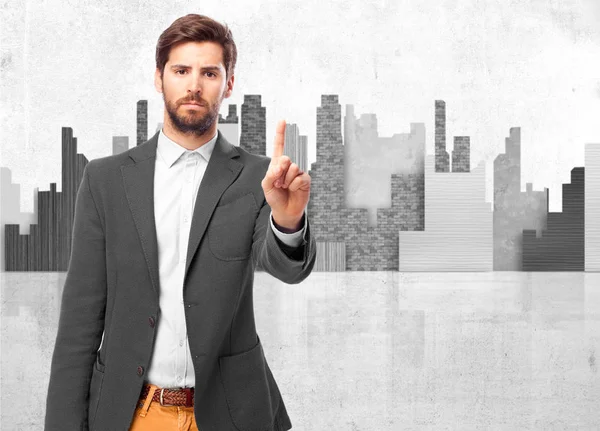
top-left (2, 271), bottom-right (599, 430)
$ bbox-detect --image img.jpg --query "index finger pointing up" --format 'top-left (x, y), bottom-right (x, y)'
top-left (272, 119), bottom-right (286, 159)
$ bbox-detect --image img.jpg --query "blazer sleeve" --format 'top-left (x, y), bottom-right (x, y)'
top-left (252, 193), bottom-right (317, 284)
top-left (44, 161), bottom-right (107, 431)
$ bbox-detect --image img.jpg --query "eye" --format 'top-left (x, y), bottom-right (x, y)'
top-left (175, 69), bottom-right (186, 75)
top-left (205, 71), bottom-right (217, 78)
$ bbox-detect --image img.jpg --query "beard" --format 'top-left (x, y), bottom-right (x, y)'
top-left (162, 86), bottom-right (224, 137)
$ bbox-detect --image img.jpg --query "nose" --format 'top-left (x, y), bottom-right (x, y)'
top-left (187, 71), bottom-right (203, 95)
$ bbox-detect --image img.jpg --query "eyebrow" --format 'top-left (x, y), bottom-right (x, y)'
top-left (170, 64), bottom-right (222, 72)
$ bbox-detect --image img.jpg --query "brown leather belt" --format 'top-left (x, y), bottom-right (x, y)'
top-left (139, 383), bottom-right (195, 407)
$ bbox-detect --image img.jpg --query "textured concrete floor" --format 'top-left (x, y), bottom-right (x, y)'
top-left (1, 271), bottom-right (599, 430)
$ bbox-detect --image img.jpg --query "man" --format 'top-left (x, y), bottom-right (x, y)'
top-left (44, 13), bottom-right (316, 431)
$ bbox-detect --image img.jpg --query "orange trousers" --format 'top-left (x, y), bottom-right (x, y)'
top-left (128, 383), bottom-right (199, 431)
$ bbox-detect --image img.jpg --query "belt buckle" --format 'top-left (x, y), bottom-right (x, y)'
top-left (159, 388), bottom-right (174, 407)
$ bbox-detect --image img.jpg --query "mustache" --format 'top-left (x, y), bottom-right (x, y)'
top-left (179, 97), bottom-right (206, 106)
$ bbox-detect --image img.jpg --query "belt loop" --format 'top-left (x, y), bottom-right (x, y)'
top-left (139, 384), bottom-right (158, 418)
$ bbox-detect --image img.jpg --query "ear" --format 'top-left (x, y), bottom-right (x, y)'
top-left (154, 68), bottom-right (163, 94)
top-left (223, 74), bottom-right (235, 98)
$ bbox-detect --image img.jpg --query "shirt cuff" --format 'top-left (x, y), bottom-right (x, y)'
top-left (270, 210), bottom-right (307, 248)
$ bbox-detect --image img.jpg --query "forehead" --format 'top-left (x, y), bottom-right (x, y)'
top-left (167, 41), bottom-right (225, 68)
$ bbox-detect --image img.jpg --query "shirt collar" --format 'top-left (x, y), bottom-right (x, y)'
top-left (157, 128), bottom-right (218, 168)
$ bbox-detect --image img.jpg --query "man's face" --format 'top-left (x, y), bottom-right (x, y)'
top-left (154, 41), bottom-right (234, 137)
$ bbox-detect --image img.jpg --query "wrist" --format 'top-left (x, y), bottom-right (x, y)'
top-left (272, 212), bottom-right (304, 233)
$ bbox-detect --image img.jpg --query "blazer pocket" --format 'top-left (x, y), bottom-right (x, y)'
top-left (218, 335), bottom-right (281, 431)
top-left (88, 353), bottom-right (106, 430)
top-left (208, 192), bottom-right (258, 261)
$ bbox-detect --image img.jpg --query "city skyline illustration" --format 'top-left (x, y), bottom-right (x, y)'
top-left (2, 96), bottom-right (599, 272)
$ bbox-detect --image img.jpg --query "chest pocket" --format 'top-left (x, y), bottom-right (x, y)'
top-left (208, 192), bottom-right (259, 261)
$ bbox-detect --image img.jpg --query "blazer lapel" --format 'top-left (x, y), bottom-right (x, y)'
top-left (121, 130), bottom-right (162, 298)
top-left (184, 132), bottom-right (243, 281)
top-left (121, 130), bottom-right (244, 297)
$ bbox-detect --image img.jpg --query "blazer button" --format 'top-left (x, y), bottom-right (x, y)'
top-left (137, 366), bottom-right (144, 376)
top-left (149, 316), bottom-right (156, 328)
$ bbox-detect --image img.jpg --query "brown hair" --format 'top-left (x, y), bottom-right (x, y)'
top-left (156, 14), bottom-right (237, 80)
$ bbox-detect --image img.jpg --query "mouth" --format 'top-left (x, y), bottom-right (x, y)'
top-left (181, 102), bottom-right (205, 110)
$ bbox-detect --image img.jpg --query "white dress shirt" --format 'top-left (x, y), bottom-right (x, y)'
top-left (146, 128), bottom-right (307, 388)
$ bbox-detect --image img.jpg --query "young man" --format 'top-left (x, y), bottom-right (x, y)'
top-left (44, 14), bottom-right (316, 431)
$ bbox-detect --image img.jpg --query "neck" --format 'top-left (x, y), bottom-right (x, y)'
top-left (162, 117), bottom-right (218, 151)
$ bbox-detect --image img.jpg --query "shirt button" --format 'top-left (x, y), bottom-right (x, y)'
top-left (179, 340), bottom-right (184, 347)
top-left (137, 366), bottom-right (144, 376)
top-left (183, 216), bottom-right (189, 223)
top-left (177, 376), bottom-right (182, 382)
top-left (148, 316), bottom-right (156, 328)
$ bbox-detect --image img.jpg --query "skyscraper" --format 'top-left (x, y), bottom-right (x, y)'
top-left (585, 144), bottom-right (600, 271)
top-left (435, 100), bottom-right (450, 172)
top-left (493, 127), bottom-right (547, 270)
top-left (452, 136), bottom-right (470, 172)
top-left (399, 155), bottom-right (492, 271)
top-left (0, 168), bottom-right (37, 271)
top-left (307, 95), bottom-right (348, 270)
top-left (240, 95), bottom-right (266, 156)
top-left (4, 127), bottom-right (88, 271)
top-left (308, 95), bottom-right (424, 271)
top-left (522, 167), bottom-right (584, 271)
top-left (283, 123), bottom-right (309, 173)
top-left (137, 100), bottom-right (148, 146)
top-left (112, 136), bottom-right (129, 155)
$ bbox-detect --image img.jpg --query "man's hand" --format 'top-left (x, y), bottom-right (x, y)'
top-left (261, 120), bottom-right (311, 232)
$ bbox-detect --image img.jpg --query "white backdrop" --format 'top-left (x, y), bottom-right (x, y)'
top-left (2, 0), bottom-right (600, 214)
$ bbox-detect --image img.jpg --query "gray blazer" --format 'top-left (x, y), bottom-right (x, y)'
top-left (44, 130), bottom-right (317, 431)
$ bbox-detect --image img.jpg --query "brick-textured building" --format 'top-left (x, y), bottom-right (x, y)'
top-left (240, 95), bottom-right (266, 156)
top-left (452, 136), bottom-right (470, 172)
top-left (307, 95), bottom-right (424, 271)
top-left (137, 100), bottom-right (148, 146)
top-left (435, 100), bottom-right (450, 172)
